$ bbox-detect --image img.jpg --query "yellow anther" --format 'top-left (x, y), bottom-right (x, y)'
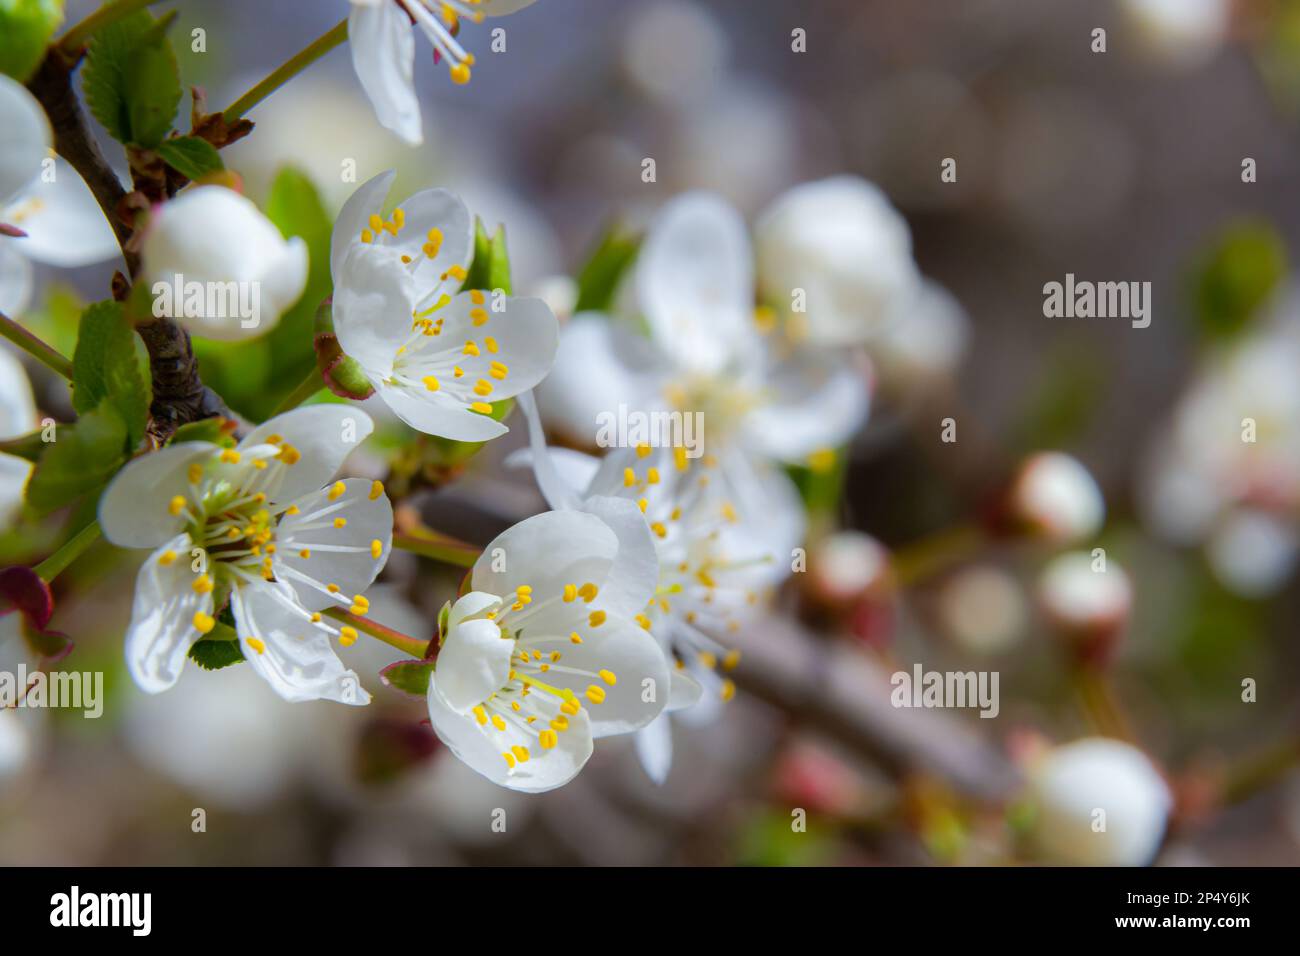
top-left (473, 379), bottom-right (493, 396)
top-left (470, 307), bottom-right (490, 326)
top-left (807, 448), bottom-right (836, 474)
top-left (246, 637), bottom-right (266, 655)
top-left (586, 685), bottom-right (606, 704)
top-left (278, 445), bottom-right (301, 465)
top-left (570, 631), bottom-right (583, 644)
top-left (470, 289), bottom-right (485, 305)
top-left (491, 714), bottom-right (506, 731)
top-left (722, 501), bottom-right (738, 522)
top-left (550, 716), bottom-right (569, 732)
top-left (635, 614), bottom-right (651, 630)
top-left (560, 697), bottom-right (581, 716)
top-left (470, 402), bottom-right (493, 415)
top-left (699, 651), bottom-right (718, 669)
top-left (674, 446), bottom-right (688, 471)
top-left (192, 574), bottom-right (213, 595)
top-left (647, 468), bottom-right (660, 485)
top-left (168, 495), bottom-right (187, 516)
top-left (473, 705), bottom-right (488, 726)
top-left (370, 539), bottom-right (383, 559)
top-left (720, 679), bottom-right (736, 702)
top-left (393, 208), bottom-right (405, 228)
top-left (489, 361), bottom-right (508, 380)
top-left (453, 366), bottom-right (464, 378)
top-left (329, 480), bottom-right (347, 501)
top-left (423, 375), bottom-right (440, 392)
top-left (187, 463), bottom-right (203, 483)
top-left (623, 468), bottom-right (636, 487)
top-left (650, 522), bottom-right (667, 538)
top-left (463, 340), bottom-right (480, 356)
top-left (339, 626), bottom-right (358, 647)
top-left (723, 649), bottom-right (741, 670)
top-left (588, 610), bottom-right (607, 627)
top-left (563, 584), bottom-right (577, 603)
top-left (310, 612), bottom-right (322, 623)
top-left (327, 583), bottom-right (340, 593)
top-left (577, 582), bottom-right (597, 603)
top-left (369, 480), bottom-right (384, 501)
top-left (285, 505), bottom-right (300, 516)
top-left (299, 548), bottom-right (311, 559)
top-left (599, 669), bottom-right (617, 686)
top-left (636, 443), bottom-right (651, 459)
top-left (444, 264), bottom-right (467, 281)
top-left (638, 498), bottom-right (648, 513)
top-left (450, 63), bottom-right (471, 85)
top-left (369, 214), bottom-right (384, 233)
top-left (511, 745), bottom-right (530, 763)
top-left (192, 612), bottom-right (215, 634)
top-left (159, 550), bottom-right (177, 566)
top-left (484, 336), bottom-right (499, 354)
top-left (538, 729), bottom-right (558, 749)
top-left (361, 229), bottom-right (373, 244)
top-left (502, 752), bottom-right (516, 768)
top-left (221, 449), bottom-right (242, 464)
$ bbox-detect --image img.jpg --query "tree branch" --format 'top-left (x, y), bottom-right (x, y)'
top-left (26, 48), bottom-right (230, 442)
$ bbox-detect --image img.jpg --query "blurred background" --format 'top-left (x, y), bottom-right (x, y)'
top-left (4, 0), bottom-right (1300, 865)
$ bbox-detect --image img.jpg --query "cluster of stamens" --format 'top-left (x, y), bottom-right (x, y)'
top-left (398, 0), bottom-right (487, 85)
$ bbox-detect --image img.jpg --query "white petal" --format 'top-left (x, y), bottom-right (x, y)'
top-left (0, 344), bottom-right (37, 439)
top-left (7, 158), bottom-right (121, 268)
top-left (123, 534), bottom-right (212, 693)
top-left (0, 240), bottom-right (34, 317)
top-left (0, 76), bottom-right (50, 207)
top-left (273, 478), bottom-right (392, 611)
top-left (331, 241), bottom-right (415, 379)
top-left (0, 455), bottom-right (32, 530)
top-left (636, 192), bottom-right (755, 375)
top-left (472, 509), bottom-right (616, 603)
top-left (743, 352), bottom-right (870, 462)
top-left (348, 2), bottom-right (422, 145)
top-left (578, 494), bottom-right (659, 620)
top-left (533, 313), bottom-right (659, 446)
top-left (331, 169), bottom-right (396, 278)
top-left (433, 615), bottom-right (513, 712)
top-left (634, 716), bottom-right (673, 784)
top-left (98, 443), bottom-right (220, 548)
top-left (231, 580), bottom-right (372, 705)
top-left (240, 405), bottom-right (375, 504)
top-left (668, 666), bottom-right (704, 711)
top-left (383, 187), bottom-right (471, 287)
top-left (511, 389), bottom-right (593, 510)
top-left (426, 674), bottom-right (593, 792)
top-left (378, 381), bottom-right (509, 442)
top-left (714, 448), bottom-right (807, 587)
top-left (547, 615), bottom-right (669, 737)
top-left (479, 0), bottom-right (537, 15)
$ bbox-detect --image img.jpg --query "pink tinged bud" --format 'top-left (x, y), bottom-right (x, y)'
top-left (1037, 552), bottom-right (1132, 664)
top-left (1000, 452), bottom-right (1104, 544)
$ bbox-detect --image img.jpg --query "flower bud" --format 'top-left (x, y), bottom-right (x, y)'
top-left (808, 530), bottom-right (890, 606)
top-left (755, 176), bottom-right (921, 346)
top-left (1037, 551), bottom-right (1131, 663)
top-left (140, 185), bottom-right (308, 341)
top-left (937, 564), bottom-right (1026, 655)
top-left (1027, 737), bottom-right (1171, 866)
top-left (1002, 452), bottom-right (1105, 544)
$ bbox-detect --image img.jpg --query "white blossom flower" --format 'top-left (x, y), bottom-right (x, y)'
top-left (0, 345), bottom-right (37, 529)
top-left (426, 499), bottom-right (670, 791)
top-left (1028, 737), bottom-right (1172, 866)
top-left (347, 0), bottom-right (537, 146)
top-left (535, 191), bottom-right (869, 504)
top-left (755, 175), bottom-right (922, 347)
top-left (516, 393), bottom-right (802, 783)
top-left (140, 185), bottom-right (309, 341)
top-left (329, 171), bottom-right (558, 441)
top-left (98, 405), bottom-right (393, 704)
top-left (0, 75), bottom-right (119, 316)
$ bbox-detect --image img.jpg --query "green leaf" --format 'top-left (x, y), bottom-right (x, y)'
top-left (26, 402), bottom-right (127, 514)
top-left (72, 299), bottom-right (150, 447)
top-left (1190, 220), bottom-right (1288, 342)
top-left (379, 659), bottom-right (435, 698)
top-left (459, 218), bottom-right (513, 295)
top-left (82, 9), bottom-right (180, 147)
top-left (188, 636), bottom-right (245, 671)
top-left (0, 0), bottom-right (64, 82)
top-left (574, 225), bottom-right (640, 314)
top-left (156, 135), bottom-right (224, 181)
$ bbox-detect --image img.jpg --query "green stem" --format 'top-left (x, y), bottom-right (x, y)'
top-left (0, 312), bottom-right (72, 379)
top-left (323, 607), bottom-right (430, 659)
top-left (34, 520), bottom-right (102, 583)
top-left (58, 0), bottom-right (163, 53)
top-left (890, 524), bottom-right (984, 588)
top-left (392, 531), bottom-right (480, 569)
top-left (272, 367), bottom-right (325, 416)
top-left (222, 19), bottom-right (349, 121)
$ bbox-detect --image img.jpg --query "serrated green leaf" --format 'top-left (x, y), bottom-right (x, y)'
top-left (26, 402), bottom-right (127, 514)
top-left (0, 0), bottom-right (64, 82)
top-left (574, 225), bottom-right (640, 314)
top-left (81, 9), bottom-right (180, 147)
top-left (188, 636), bottom-right (245, 671)
top-left (72, 299), bottom-right (150, 447)
top-left (460, 218), bottom-right (513, 296)
top-left (156, 135), bottom-right (224, 181)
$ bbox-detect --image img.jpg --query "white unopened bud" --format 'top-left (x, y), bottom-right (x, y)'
top-left (1008, 452), bottom-right (1105, 544)
top-left (1038, 552), bottom-right (1132, 659)
top-left (1028, 737), bottom-right (1171, 866)
top-left (938, 564), bottom-right (1026, 655)
top-left (810, 530), bottom-right (889, 604)
top-left (141, 185), bottom-right (308, 341)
